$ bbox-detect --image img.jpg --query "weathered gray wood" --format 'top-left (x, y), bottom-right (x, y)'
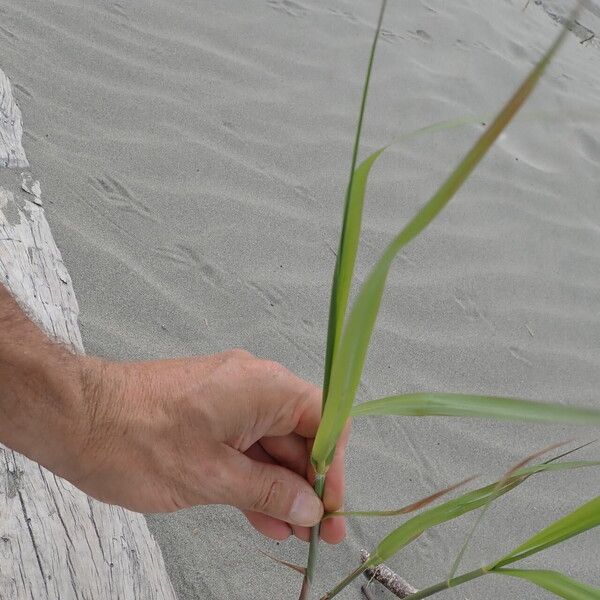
top-left (0, 69), bottom-right (177, 600)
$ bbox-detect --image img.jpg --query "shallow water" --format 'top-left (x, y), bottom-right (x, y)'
top-left (1, 0), bottom-right (600, 597)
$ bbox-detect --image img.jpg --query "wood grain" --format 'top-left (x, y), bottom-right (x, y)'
top-left (0, 67), bottom-right (177, 600)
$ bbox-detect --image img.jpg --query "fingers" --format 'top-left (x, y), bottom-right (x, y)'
top-left (244, 443), bottom-right (300, 540)
top-left (205, 351), bottom-right (348, 545)
top-left (288, 382), bottom-right (323, 439)
top-left (251, 437), bottom-right (345, 544)
top-left (259, 434), bottom-right (307, 475)
top-left (239, 359), bottom-right (322, 439)
top-left (323, 423), bottom-right (350, 513)
top-left (257, 435), bottom-right (313, 542)
top-left (314, 422), bottom-right (350, 545)
top-left (242, 510), bottom-right (292, 541)
top-left (220, 445), bottom-right (323, 527)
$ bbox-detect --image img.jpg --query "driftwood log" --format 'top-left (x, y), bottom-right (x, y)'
top-left (0, 68), bottom-right (177, 599)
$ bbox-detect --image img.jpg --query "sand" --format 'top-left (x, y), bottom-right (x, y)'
top-left (1, 0), bottom-right (600, 597)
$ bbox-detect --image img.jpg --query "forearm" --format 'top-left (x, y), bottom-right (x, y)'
top-left (0, 286), bottom-right (343, 528)
top-left (0, 283), bottom-right (90, 476)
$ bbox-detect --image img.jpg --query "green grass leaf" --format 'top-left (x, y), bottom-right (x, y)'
top-left (494, 569), bottom-right (600, 599)
top-left (351, 392), bottom-right (600, 424)
top-left (324, 114), bottom-right (495, 396)
top-left (321, 477), bottom-right (521, 598)
top-left (311, 1), bottom-right (573, 473)
top-left (324, 115), bottom-right (498, 410)
top-left (321, 456), bottom-right (599, 599)
top-left (446, 441), bottom-right (583, 580)
top-left (492, 495), bottom-right (600, 569)
top-left (513, 460), bottom-right (600, 477)
top-left (322, 0), bottom-right (387, 406)
top-left (303, 3), bottom-right (388, 595)
top-left (326, 474), bottom-right (477, 518)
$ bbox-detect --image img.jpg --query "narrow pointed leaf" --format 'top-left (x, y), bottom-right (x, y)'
top-left (513, 460), bottom-right (600, 478)
top-left (495, 569), bottom-right (600, 599)
top-left (325, 114), bottom-right (497, 406)
top-left (351, 393), bottom-right (600, 425)
top-left (543, 440), bottom-right (597, 465)
top-left (493, 495), bottom-right (600, 568)
top-left (447, 440), bottom-right (570, 580)
top-left (371, 480), bottom-right (520, 566)
top-left (326, 474), bottom-right (478, 518)
top-left (322, 0), bottom-right (386, 404)
top-left (321, 479), bottom-right (521, 597)
top-left (312, 8), bottom-right (573, 471)
top-left (327, 461), bottom-right (600, 520)
top-left (303, 3), bottom-right (388, 597)
top-left (323, 455), bottom-right (598, 599)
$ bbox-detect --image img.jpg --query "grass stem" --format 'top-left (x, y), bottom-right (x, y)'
top-left (319, 562), bottom-right (370, 600)
top-left (404, 568), bottom-right (488, 599)
top-left (299, 473), bottom-right (326, 599)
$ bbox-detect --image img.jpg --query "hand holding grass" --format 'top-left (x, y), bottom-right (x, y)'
top-left (0, 284), bottom-right (346, 542)
top-left (77, 350), bottom-right (348, 542)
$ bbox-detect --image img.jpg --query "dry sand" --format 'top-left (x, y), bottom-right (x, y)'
top-left (1, 0), bottom-right (600, 597)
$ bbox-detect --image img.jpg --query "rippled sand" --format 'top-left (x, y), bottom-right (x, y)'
top-left (2, 0), bottom-right (600, 597)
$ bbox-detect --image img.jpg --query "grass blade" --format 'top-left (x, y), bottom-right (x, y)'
top-left (321, 456), bottom-right (600, 599)
top-left (311, 4), bottom-right (577, 472)
top-left (447, 441), bottom-right (571, 580)
top-left (402, 566), bottom-right (600, 600)
top-left (492, 495), bottom-right (600, 568)
top-left (494, 569), bottom-right (600, 599)
top-left (322, 0), bottom-right (387, 405)
top-left (325, 113), bottom-right (496, 406)
top-left (542, 440), bottom-right (597, 464)
top-left (325, 113), bottom-right (498, 405)
top-left (351, 392), bottom-right (600, 424)
top-left (305, 3), bottom-right (388, 598)
top-left (324, 103), bottom-right (600, 395)
top-left (321, 480), bottom-right (521, 599)
top-left (370, 482), bottom-right (516, 561)
top-left (326, 474), bottom-right (478, 518)
top-left (512, 460), bottom-right (600, 477)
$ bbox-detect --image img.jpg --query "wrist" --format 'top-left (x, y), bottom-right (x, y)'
top-left (0, 331), bottom-right (90, 477)
top-left (75, 356), bottom-right (126, 472)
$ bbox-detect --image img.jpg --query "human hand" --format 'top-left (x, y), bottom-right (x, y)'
top-left (70, 350), bottom-right (346, 543)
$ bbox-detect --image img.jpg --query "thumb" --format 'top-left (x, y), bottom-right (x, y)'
top-left (220, 447), bottom-right (323, 526)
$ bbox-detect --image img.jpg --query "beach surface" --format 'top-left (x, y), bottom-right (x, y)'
top-left (1, 0), bottom-right (600, 597)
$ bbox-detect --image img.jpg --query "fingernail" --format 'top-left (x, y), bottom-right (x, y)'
top-left (290, 492), bottom-right (323, 526)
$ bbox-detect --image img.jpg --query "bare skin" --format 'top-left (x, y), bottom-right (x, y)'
top-left (0, 284), bottom-right (346, 543)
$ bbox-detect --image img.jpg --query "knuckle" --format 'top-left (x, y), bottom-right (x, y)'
top-left (259, 359), bottom-right (287, 377)
top-left (215, 348), bottom-right (254, 365)
top-left (214, 348), bottom-right (255, 375)
top-left (227, 348), bottom-right (254, 361)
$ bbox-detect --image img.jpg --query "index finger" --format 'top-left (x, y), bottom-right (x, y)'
top-left (291, 382), bottom-right (323, 439)
top-left (255, 363), bottom-right (322, 439)
top-left (319, 422), bottom-right (349, 544)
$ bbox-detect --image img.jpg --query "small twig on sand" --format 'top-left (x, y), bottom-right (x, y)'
top-left (360, 550), bottom-right (418, 598)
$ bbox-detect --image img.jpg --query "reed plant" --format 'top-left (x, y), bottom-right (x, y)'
top-left (274, 1), bottom-right (600, 598)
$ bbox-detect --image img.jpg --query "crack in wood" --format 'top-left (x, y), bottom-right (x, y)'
top-left (17, 490), bottom-right (48, 594)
